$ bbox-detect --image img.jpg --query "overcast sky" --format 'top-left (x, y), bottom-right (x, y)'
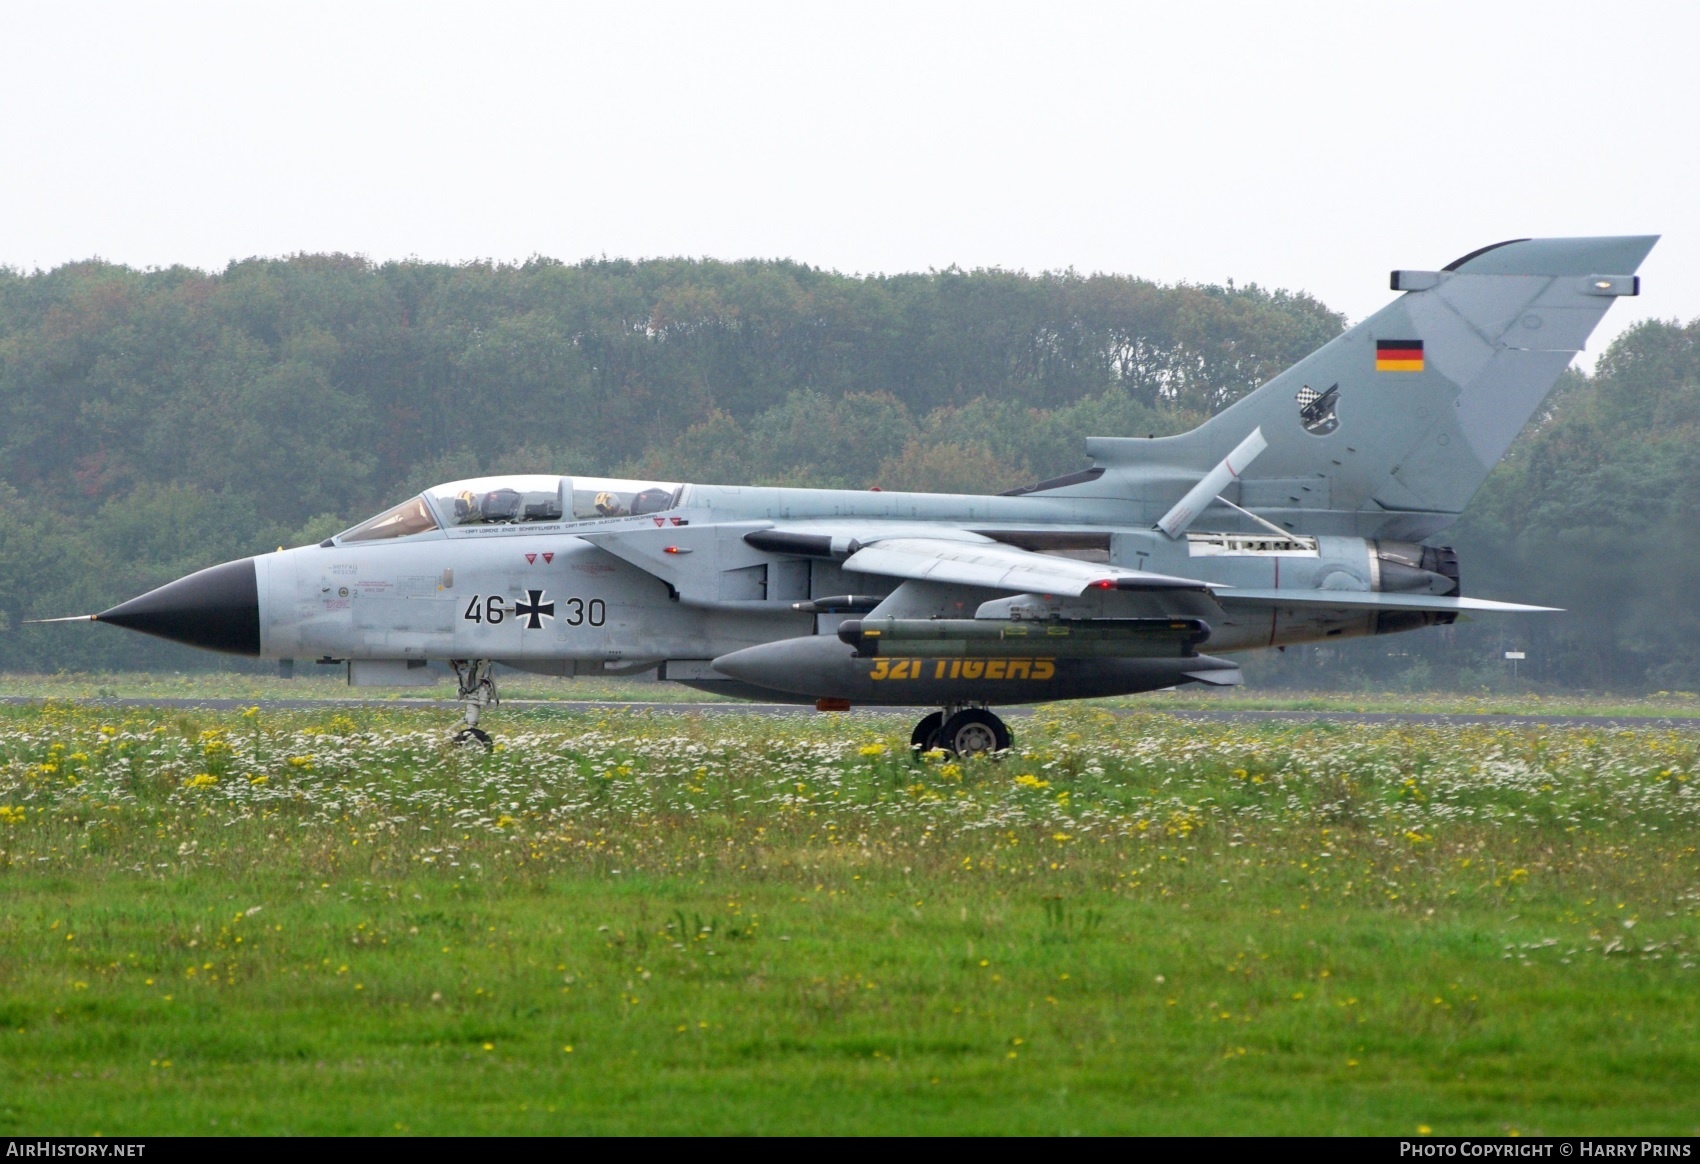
top-left (2, 1), bottom-right (1692, 367)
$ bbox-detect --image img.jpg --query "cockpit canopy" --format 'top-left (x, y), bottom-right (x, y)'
top-left (335, 475), bottom-right (682, 543)
top-left (432, 475), bottom-right (567, 526)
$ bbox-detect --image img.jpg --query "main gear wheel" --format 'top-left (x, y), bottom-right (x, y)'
top-left (936, 708), bottom-right (1011, 756)
top-left (910, 711), bottom-right (944, 754)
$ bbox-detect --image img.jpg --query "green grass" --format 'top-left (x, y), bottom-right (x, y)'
top-left (0, 703), bottom-right (1695, 1134)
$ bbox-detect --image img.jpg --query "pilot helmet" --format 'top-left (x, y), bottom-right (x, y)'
top-left (594, 491), bottom-right (624, 516)
top-left (454, 490), bottom-right (477, 519)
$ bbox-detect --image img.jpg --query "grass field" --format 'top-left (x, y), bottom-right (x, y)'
top-left (0, 701), bottom-right (1696, 1135)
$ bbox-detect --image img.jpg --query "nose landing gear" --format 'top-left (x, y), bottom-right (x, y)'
top-left (910, 706), bottom-right (1011, 757)
top-left (451, 659), bottom-right (498, 749)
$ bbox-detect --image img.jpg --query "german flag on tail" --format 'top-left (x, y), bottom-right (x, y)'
top-left (1376, 339), bottom-right (1424, 372)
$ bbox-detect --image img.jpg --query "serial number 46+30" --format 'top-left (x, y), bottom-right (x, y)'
top-left (462, 594), bottom-right (605, 627)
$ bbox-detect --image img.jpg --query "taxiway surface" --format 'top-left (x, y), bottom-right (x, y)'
top-left (2, 695), bottom-right (1695, 731)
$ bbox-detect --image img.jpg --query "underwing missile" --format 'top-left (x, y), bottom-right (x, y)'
top-left (836, 617), bottom-right (1211, 659)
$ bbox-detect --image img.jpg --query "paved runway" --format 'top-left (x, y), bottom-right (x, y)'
top-left (3, 694), bottom-right (1695, 730)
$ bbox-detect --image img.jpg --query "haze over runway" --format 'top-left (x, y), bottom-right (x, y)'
top-left (2, 0), bottom-right (1695, 366)
top-left (2, 695), bottom-right (1693, 733)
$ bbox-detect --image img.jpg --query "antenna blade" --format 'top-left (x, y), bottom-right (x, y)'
top-left (1156, 427), bottom-right (1268, 539)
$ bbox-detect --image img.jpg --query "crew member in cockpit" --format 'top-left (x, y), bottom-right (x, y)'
top-left (593, 491), bottom-right (627, 517)
top-left (456, 488), bottom-right (524, 524)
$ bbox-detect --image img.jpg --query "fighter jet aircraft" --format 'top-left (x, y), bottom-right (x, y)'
top-left (44, 236), bottom-right (1656, 753)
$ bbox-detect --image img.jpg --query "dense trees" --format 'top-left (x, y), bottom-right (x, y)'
top-left (0, 256), bottom-right (1335, 522)
top-left (0, 253), bottom-right (1690, 689)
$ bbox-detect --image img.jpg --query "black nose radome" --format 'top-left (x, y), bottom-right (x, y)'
top-left (98, 557), bottom-right (261, 656)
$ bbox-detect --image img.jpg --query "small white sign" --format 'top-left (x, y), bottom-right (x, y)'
top-left (1504, 651), bottom-right (1526, 660)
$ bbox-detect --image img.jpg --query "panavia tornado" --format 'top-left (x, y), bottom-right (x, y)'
top-left (45, 236), bottom-right (1656, 753)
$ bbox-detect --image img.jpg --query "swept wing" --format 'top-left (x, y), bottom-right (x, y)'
top-left (840, 537), bottom-right (1213, 596)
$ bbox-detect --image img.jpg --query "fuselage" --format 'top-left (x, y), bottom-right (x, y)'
top-left (242, 479), bottom-right (1450, 704)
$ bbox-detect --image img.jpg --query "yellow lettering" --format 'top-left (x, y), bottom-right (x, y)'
top-left (1007, 659), bottom-right (1032, 680)
top-left (869, 658), bottom-right (890, 680)
top-left (1032, 659), bottom-right (1055, 680)
top-left (950, 660), bottom-right (962, 679)
top-left (985, 660), bottom-right (1006, 680)
top-left (934, 660), bottom-right (947, 679)
top-left (963, 660), bottom-right (985, 679)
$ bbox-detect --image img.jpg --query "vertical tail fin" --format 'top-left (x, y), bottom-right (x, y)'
top-left (1081, 236), bottom-right (1658, 540)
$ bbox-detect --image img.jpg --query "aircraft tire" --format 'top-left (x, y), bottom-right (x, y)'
top-left (910, 711), bottom-right (944, 755)
top-left (454, 726), bottom-right (493, 750)
top-left (938, 709), bottom-right (1010, 757)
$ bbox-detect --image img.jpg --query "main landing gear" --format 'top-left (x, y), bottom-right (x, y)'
top-left (451, 659), bottom-right (497, 749)
top-left (911, 706), bottom-right (1012, 757)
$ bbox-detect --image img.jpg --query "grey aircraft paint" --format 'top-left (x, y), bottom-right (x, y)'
top-left (57, 237), bottom-right (1655, 746)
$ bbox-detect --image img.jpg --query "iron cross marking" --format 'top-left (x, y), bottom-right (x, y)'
top-left (514, 589), bottom-right (555, 630)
